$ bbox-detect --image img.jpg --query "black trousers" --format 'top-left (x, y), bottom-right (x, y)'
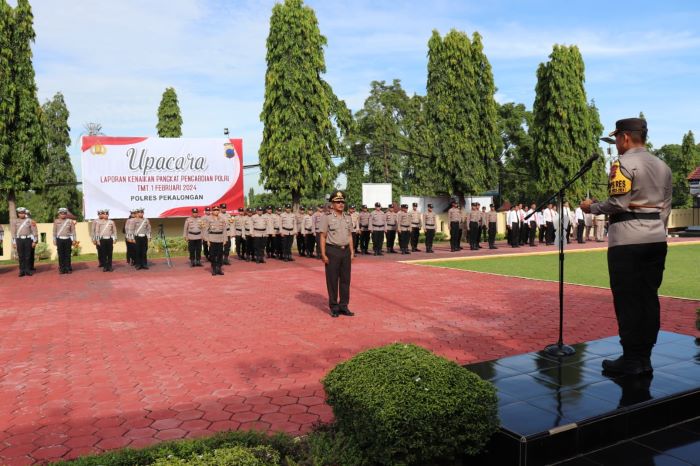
top-left (282, 235), bottom-right (293, 258)
top-left (450, 221), bottom-right (460, 250)
top-left (297, 233), bottom-right (306, 255)
top-left (99, 238), bottom-right (114, 270)
top-left (510, 222), bottom-right (520, 247)
top-left (608, 242), bottom-right (667, 359)
top-left (469, 221), bottom-right (479, 249)
top-left (56, 238), bottom-right (72, 271)
top-left (398, 230), bottom-right (410, 250)
top-left (352, 232), bottom-right (359, 253)
top-left (188, 239), bottom-right (202, 262)
top-left (266, 235), bottom-right (273, 255)
top-left (203, 240), bottom-right (210, 259)
top-left (360, 230), bottom-right (370, 252)
top-left (315, 233), bottom-right (322, 257)
top-left (235, 235), bottom-right (245, 257)
top-left (520, 223), bottom-right (529, 245)
top-left (126, 240), bottom-right (135, 264)
top-left (305, 234), bottom-right (316, 258)
top-left (16, 238), bottom-right (33, 274)
top-left (410, 227), bottom-right (420, 250)
top-left (223, 238), bottom-right (231, 256)
top-left (325, 244), bottom-right (351, 311)
top-left (134, 236), bottom-right (148, 268)
top-left (254, 236), bottom-right (266, 262)
top-left (386, 230), bottom-right (396, 251)
top-left (209, 241), bottom-right (223, 271)
top-left (273, 235), bottom-right (282, 257)
top-left (546, 222), bottom-right (555, 244)
top-left (482, 225), bottom-right (488, 242)
top-left (488, 222), bottom-right (497, 247)
top-left (577, 220), bottom-right (585, 243)
top-left (539, 225), bottom-right (546, 243)
top-left (371, 231), bottom-right (384, 253)
top-left (425, 229), bottom-right (435, 251)
top-left (529, 221), bottom-right (537, 246)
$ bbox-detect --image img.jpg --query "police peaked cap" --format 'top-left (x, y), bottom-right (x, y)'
top-left (609, 117), bottom-right (647, 137)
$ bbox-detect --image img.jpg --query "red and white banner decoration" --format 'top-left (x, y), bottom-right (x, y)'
top-left (81, 137), bottom-right (243, 219)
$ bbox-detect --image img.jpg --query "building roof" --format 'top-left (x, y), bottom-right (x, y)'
top-left (688, 166), bottom-right (700, 181)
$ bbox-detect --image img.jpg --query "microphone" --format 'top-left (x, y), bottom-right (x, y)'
top-left (581, 153), bottom-right (600, 169)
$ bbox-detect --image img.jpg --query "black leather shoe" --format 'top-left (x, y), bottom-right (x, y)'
top-left (330, 310), bottom-right (339, 318)
top-left (339, 308), bottom-right (355, 316)
top-left (142, 266), bottom-right (149, 270)
top-left (602, 356), bottom-right (647, 375)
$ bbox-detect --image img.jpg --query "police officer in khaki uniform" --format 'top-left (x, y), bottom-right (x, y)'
top-left (303, 206), bottom-right (315, 258)
top-left (349, 205), bottom-right (360, 254)
top-left (409, 202), bottom-right (422, 252)
top-left (582, 118), bottom-right (672, 375)
top-left (233, 207), bottom-right (247, 260)
top-left (320, 191), bottom-right (355, 318)
top-left (250, 206), bottom-right (271, 264)
top-left (312, 205), bottom-right (324, 259)
top-left (128, 208), bottom-right (151, 270)
top-left (219, 203), bottom-right (233, 265)
top-left (358, 205), bottom-right (370, 254)
top-left (385, 204), bottom-right (398, 254)
top-left (295, 206), bottom-right (306, 257)
top-left (423, 204), bottom-right (437, 253)
top-left (369, 202), bottom-right (387, 256)
top-left (280, 204), bottom-right (297, 261)
top-left (183, 207), bottom-right (204, 267)
top-left (467, 203), bottom-right (481, 250)
top-left (397, 204), bottom-right (412, 254)
top-left (12, 207), bottom-right (38, 277)
top-left (124, 210), bottom-right (136, 266)
top-left (487, 204), bottom-right (499, 249)
top-left (206, 205), bottom-right (228, 275)
top-left (92, 209), bottom-right (117, 272)
top-left (201, 207), bottom-right (212, 260)
top-left (53, 207), bottom-right (76, 274)
top-left (448, 200), bottom-right (461, 251)
top-left (243, 208), bottom-right (254, 261)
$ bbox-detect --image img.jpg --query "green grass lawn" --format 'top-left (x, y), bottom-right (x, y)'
top-left (418, 243), bottom-right (700, 300)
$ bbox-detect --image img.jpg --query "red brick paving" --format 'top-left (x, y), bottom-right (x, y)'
top-left (1, 239), bottom-right (698, 464)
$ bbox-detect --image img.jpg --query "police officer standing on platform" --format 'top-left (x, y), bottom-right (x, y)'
top-left (183, 207), bottom-right (203, 267)
top-left (582, 117), bottom-right (672, 375)
top-left (11, 207), bottom-right (38, 277)
top-left (53, 208), bottom-right (76, 274)
top-left (320, 191), bottom-right (355, 318)
top-left (448, 200), bottom-right (461, 251)
top-left (423, 204), bottom-right (437, 253)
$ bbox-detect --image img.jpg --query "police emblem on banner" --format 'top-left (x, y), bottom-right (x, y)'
top-left (224, 143), bottom-right (237, 159)
top-left (91, 143), bottom-right (107, 156)
top-left (608, 160), bottom-right (632, 196)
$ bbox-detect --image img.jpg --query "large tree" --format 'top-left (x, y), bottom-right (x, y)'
top-left (0, 0), bottom-right (46, 222)
top-left (42, 92), bottom-right (80, 221)
top-left (530, 45), bottom-right (604, 203)
top-left (658, 131), bottom-right (699, 207)
top-left (259, 0), bottom-right (350, 210)
top-left (426, 29), bottom-right (499, 202)
top-left (497, 102), bottom-right (535, 205)
top-left (0, 0), bottom-right (13, 186)
top-left (156, 87), bottom-right (183, 137)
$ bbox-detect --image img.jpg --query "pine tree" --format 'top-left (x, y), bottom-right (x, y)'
top-left (42, 92), bottom-right (80, 221)
top-left (673, 131), bottom-right (699, 207)
top-left (426, 29), bottom-right (496, 201)
top-left (156, 87), bottom-right (183, 138)
top-left (259, 0), bottom-right (350, 210)
top-left (587, 100), bottom-right (607, 200)
top-left (0, 0), bottom-right (46, 221)
top-left (530, 45), bottom-right (601, 202)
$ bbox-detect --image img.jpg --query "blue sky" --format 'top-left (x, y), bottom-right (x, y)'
top-left (27, 0), bottom-right (700, 191)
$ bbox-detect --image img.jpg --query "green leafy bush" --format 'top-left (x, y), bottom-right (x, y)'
top-left (151, 236), bottom-right (188, 253)
top-left (72, 242), bottom-right (82, 256)
top-left (322, 343), bottom-right (498, 465)
top-left (152, 445), bottom-right (280, 466)
top-left (35, 242), bottom-right (51, 260)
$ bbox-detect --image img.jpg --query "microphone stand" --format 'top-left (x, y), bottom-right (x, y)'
top-left (525, 155), bottom-right (598, 357)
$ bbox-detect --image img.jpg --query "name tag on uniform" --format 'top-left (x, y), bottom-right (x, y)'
top-left (608, 161), bottom-right (632, 196)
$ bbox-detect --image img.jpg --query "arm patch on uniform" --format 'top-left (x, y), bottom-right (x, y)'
top-left (608, 161), bottom-right (632, 196)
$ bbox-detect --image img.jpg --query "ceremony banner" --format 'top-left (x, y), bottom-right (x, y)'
top-left (81, 137), bottom-right (243, 219)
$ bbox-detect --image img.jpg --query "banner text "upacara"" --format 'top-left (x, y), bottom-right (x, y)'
top-left (126, 147), bottom-right (208, 175)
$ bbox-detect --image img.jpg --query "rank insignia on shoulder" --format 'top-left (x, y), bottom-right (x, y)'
top-left (608, 160), bottom-right (632, 196)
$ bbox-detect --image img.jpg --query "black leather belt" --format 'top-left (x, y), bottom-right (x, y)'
top-left (188, 231), bottom-right (201, 235)
top-left (327, 243), bottom-right (349, 249)
top-left (210, 231), bottom-right (223, 234)
top-left (254, 228), bottom-right (266, 231)
top-left (372, 224), bottom-right (384, 227)
top-left (609, 212), bottom-right (660, 224)
top-left (283, 227), bottom-right (293, 231)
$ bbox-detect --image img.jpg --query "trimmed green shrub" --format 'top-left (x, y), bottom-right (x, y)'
top-left (151, 236), bottom-right (188, 254)
top-left (35, 242), bottom-right (51, 260)
top-left (152, 445), bottom-right (280, 466)
top-left (322, 343), bottom-right (498, 465)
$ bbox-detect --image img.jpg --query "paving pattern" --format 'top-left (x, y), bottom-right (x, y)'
top-left (1, 239), bottom-right (698, 465)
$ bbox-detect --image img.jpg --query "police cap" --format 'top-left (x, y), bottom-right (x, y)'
top-left (219, 203), bottom-right (227, 209)
top-left (238, 207), bottom-right (244, 212)
top-left (412, 202), bottom-right (418, 207)
top-left (191, 207), bottom-right (199, 213)
top-left (349, 204), bottom-right (356, 209)
top-left (212, 205), bottom-right (220, 211)
top-left (388, 203), bottom-right (394, 208)
top-left (361, 204), bottom-right (367, 209)
top-left (16, 207), bottom-right (27, 213)
top-left (331, 191), bottom-right (346, 202)
top-left (427, 203), bottom-right (433, 208)
top-left (204, 207), bottom-right (211, 212)
top-left (285, 204), bottom-right (291, 208)
top-left (609, 118), bottom-right (647, 137)
top-left (256, 206), bottom-right (263, 211)
top-left (58, 207), bottom-right (68, 214)
top-left (374, 202), bottom-right (381, 208)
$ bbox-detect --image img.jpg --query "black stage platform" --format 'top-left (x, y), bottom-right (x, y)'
top-left (466, 331), bottom-right (700, 465)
